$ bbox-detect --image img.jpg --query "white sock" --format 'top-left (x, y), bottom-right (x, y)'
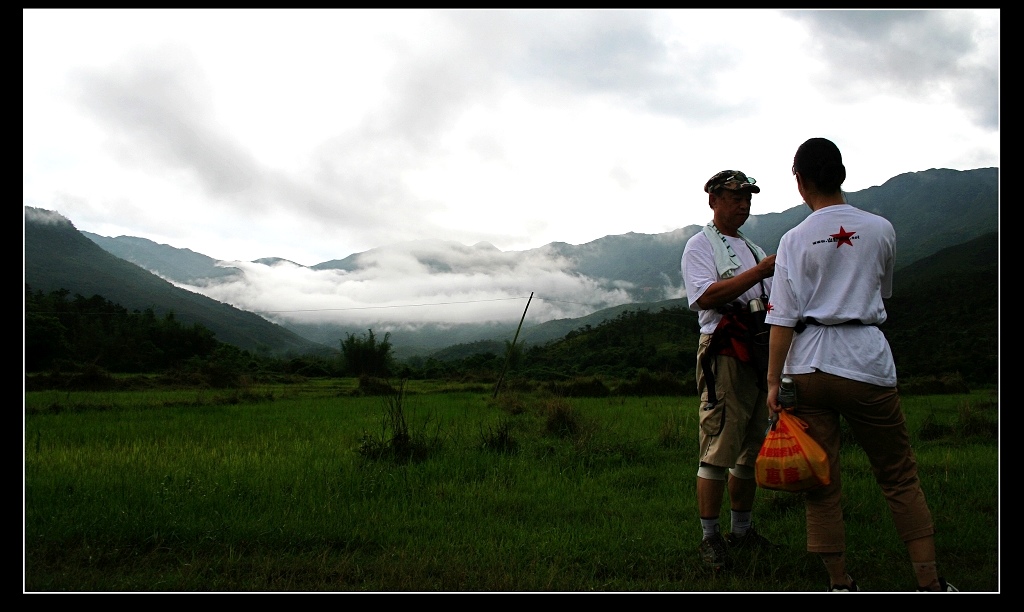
top-left (701, 518), bottom-right (720, 539)
top-left (731, 510), bottom-right (752, 535)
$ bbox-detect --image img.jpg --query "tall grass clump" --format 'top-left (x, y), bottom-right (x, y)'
top-left (478, 417), bottom-right (519, 454)
top-left (657, 409), bottom-right (687, 449)
top-left (918, 396), bottom-right (999, 443)
top-left (356, 379), bottom-right (442, 463)
top-left (490, 386), bottom-right (528, 416)
top-left (541, 397), bottom-right (583, 438)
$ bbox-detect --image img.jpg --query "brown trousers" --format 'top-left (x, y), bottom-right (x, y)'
top-left (790, 370), bottom-right (935, 553)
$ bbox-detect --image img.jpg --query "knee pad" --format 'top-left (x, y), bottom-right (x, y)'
top-left (730, 464), bottom-right (755, 480)
top-left (697, 464), bottom-right (729, 481)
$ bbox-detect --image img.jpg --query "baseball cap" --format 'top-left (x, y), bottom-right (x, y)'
top-left (704, 170), bottom-right (760, 194)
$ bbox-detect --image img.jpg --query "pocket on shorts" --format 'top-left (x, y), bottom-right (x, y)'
top-left (699, 401), bottom-right (726, 437)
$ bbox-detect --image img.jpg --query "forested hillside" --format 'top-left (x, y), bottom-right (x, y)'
top-left (25, 287), bottom-right (221, 374)
top-left (24, 208), bottom-right (331, 357)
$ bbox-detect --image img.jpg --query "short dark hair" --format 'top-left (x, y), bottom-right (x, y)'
top-left (793, 138), bottom-right (846, 194)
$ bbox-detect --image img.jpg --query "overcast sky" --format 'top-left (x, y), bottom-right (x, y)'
top-left (23, 9), bottom-right (1000, 330)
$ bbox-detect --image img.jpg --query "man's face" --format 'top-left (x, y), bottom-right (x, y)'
top-left (712, 188), bottom-right (752, 230)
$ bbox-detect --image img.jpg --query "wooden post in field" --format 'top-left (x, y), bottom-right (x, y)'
top-left (493, 292), bottom-right (533, 399)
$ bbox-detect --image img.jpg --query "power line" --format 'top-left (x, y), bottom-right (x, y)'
top-left (261, 296), bottom-right (534, 313)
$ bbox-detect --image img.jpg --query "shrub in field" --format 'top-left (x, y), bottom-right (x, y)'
top-left (66, 363), bottom-right (118, 391)
top-left (353, 375), bottom-right (398, 396)
top-left (542, 376), bottom-right (611, 398)
top-left (919, 398), bottom-right (998, 442)
top-left (357, 380), bottom-right (439, 464)
top-left (955, 398), bottom-right (999, 439)
top-left (542, 397), bottom-right (582, 438)
top-left (25, 365), bottom-right (133, 392)
top-left (490, 388), bottom-right (528, 415)
top-left (479, 417), bottom-right (519, 454)
top-left (613, 369), bottom-right (689, 397)
top-left (899, 373), bottom-right (971, 395)
top-left (217, 378), bottom-right (275, 405)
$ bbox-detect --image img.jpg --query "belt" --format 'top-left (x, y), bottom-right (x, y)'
top-left (794, 317), bottom-right (873, 334)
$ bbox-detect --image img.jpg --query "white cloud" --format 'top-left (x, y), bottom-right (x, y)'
top-left (24, 8), bottom-right (999, 275)
top-left (177, 240), bottom-right (636, 328)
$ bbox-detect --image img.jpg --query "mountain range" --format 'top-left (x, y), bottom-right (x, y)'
top-left (24, 166), bottom-right (999, 359)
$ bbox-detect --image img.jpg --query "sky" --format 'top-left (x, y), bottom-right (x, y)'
top-left (23, 9), bottom-right (1000, 330)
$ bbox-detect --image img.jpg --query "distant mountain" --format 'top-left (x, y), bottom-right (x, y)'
top-left (535, 230), bottom-right (696, 302)
top-left (36, 166), bottom-right (998, 358)
top-left (81, 232), bottom-right (244, 285)
top-left (843, 167), bottom-right (999, 270)
top-left (85, 168), bottom-right (997, 294)
top-left (517, 298), bottom-right (689, 346)
top-left (883, 230), bottom-right (998, 383)
top-left (24, 208), bottom-right (332, 357)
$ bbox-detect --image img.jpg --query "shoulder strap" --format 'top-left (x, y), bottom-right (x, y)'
top-left (742, 242), bottom-right (768, 300)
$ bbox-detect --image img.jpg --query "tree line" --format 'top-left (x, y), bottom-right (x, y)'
top-left (25, 285), bottom-right (221, 374)
top-left (25, 284), bottom-right (991, 394)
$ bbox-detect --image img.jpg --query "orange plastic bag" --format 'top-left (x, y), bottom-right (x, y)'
top-left (755, 410), bottom-right (831, 492)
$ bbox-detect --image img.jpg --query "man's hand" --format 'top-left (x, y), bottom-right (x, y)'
top-left (756, 254), bottom-right (776, 280)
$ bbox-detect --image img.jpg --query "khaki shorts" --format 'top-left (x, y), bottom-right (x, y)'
top-left (696, 333), bottom-right (770, 469)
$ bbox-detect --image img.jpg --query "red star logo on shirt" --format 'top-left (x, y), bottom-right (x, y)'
top-left (831, 226), bottom-right (856, 248)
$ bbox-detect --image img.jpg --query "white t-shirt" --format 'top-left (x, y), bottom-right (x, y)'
top-left (682, 230), bottom-right (772, 335)
top-left (763, 204), bottom-right (897, 387)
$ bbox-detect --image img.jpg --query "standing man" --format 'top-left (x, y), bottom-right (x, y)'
top-left (765, 138), bottom-right (956, 591)
top-left (681, 170), bottom-right (778, 570)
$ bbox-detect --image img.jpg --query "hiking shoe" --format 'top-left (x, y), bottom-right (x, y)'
top-left (916, 577), bottom-right (958, 592)
top-left (828, 577), bottom-right (859, 592)
top-left (726, 524), bottom-right (780, 550)
top-left (698, 532), bottom-right (731, 570)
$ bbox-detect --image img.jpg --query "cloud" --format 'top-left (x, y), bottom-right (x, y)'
top-left (179, 239), bottom-right (637, 328)
top-left (29, 202), bottom-right (636, 350)
top-left (24, 8), bottom-right (999, 269)
top-left (68, 42), bottom-right (469, 257)
top-left (786, 9), bottom-right (998, 129)
top-left (23, 207), bottom-right (71, 226)
top-left (73, 47), bottom-right (262, 199)
top-left (505, 9), bottom-right (749, 121)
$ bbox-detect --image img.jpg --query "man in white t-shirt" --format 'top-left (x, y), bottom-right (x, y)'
top-left (681, 170), bottom-right (778, 571)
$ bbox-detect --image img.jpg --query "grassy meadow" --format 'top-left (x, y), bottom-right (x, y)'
top-left (24, 378), bottom-right (999, 592)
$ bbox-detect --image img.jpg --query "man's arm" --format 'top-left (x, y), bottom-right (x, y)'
top-left (694, 254), bottom-right (776, 311)
top-left (766, 323), bottom-right (795, 414)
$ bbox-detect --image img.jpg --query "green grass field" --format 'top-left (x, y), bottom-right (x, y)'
top-left (24, 379), bottom-right (999, 592)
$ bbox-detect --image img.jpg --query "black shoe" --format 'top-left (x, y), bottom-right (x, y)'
top-left (698, 532), bottom-right (731, 570)
top-left (726, 524), bottom-right (780, 550)
top-left (916, 577), bottom-right (958, 592)
top-left (828, 575), bottom-right (859, 592)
